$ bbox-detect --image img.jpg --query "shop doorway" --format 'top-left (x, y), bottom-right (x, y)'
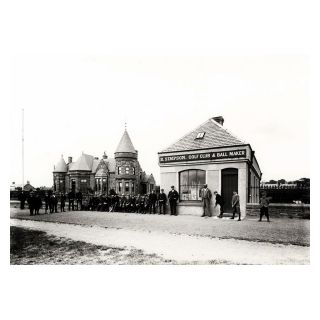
top-left (221, 168), bottom-right (238, 213)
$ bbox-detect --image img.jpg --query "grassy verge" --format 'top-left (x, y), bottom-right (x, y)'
top-left (10, 226), bottom-right (176, 265)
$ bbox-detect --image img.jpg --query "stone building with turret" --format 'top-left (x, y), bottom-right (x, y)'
top-left (52, 129), bottom-right (155, 195)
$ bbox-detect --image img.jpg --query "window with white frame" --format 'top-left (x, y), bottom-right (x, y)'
top-left (179, 169), bottom-right (206, 201)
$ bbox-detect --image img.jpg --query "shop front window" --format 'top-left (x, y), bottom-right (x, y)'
top-left (179, 169), bottom-right (205, 201)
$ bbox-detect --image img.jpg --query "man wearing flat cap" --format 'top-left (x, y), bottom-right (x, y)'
top-left (168, 186), bottom-right (179, 215)
top-left (200, 184), bottom-right (212, 217)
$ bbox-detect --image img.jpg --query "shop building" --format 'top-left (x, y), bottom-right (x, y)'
top-left (158, 116), bottom-right (262, 217)
top-left (53, 129), bottom-right (155, 195)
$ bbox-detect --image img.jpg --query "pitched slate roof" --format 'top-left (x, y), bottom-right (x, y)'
top-left (160, 117), bottom-right (247, 153)
top-left (53, 156), bottom-right (67, 173)
top-left (115, 129), bottom-right (137, 154)
top-left (69, 153), bottom-right (94, 171)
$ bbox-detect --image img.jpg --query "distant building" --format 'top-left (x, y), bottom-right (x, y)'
top-left (10, 181), bottom-right (35, 192)
top-left (53, 129), bottom-right (155, 195)
top-left (23, 181), bottom-right (36, 192)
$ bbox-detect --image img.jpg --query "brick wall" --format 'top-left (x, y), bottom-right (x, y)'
top-left (246, 203), bottom-right (310, 219)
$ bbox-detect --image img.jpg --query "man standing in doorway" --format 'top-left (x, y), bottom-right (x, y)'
top-left (231, 191), bottom-right (241, 221)
top-left (168, 186), bottom-right (179, 216)
top-left (214, 191), bottom-right (224, 218)
top-left (200, 184), bottom-right (212, 217)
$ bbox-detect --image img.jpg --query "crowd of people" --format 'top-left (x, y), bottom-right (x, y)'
top-left (17, 185), bottom-right (271, 221)
top-left (18, 187), bottom-right (181, 216)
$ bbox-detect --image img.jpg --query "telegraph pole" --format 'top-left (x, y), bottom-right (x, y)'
top-left (22, 108), bottom-right (24, 189)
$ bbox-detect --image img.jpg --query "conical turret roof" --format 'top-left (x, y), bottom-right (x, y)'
top-left (115, 129), bottom-right (137, 154)
top-left (53, 155), bottom-right (67, 173)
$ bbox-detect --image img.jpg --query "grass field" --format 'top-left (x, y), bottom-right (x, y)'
top-left (10, 226), bottom-right (176, 265)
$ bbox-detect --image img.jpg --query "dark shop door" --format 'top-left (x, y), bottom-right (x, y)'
top-left (71, 180), bottom-right (76, 193)
top-left (221, 168), bottom-right (238, 213)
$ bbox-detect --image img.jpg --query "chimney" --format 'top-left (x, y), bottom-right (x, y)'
top-left (68, 156), bottom-right (72, 164)
top-left (212, 116), bottom-right (224, 126)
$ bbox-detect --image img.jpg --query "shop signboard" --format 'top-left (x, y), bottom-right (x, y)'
top-left (159, 149), bottom-right (247, 163)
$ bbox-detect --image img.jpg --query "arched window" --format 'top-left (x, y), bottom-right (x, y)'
top-left (179, 169), bottom-right (205, 201)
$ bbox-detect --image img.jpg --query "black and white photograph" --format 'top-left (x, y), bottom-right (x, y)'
top-left (9, 57), bottom-right (311, 265)
top-left (2, 0), bottom-right (319, 319)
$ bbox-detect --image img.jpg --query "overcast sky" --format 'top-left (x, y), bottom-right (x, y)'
top-left (10, 54), bottom-right (309, 187)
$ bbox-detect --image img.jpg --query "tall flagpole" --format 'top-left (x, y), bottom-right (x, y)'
top-left (22, 108), bottom-right (24, 189)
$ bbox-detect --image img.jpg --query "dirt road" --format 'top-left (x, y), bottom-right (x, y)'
top-left (11, 218), bottom-right (309, 264)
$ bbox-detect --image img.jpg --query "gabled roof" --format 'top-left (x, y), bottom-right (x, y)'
top-left (160, 117), bottom-right (247, 153)
top-left (96, 168), bottom-right (108, 176)
top-left (115, 129), bottom-right (137, 154)
top-left (53, 156), bottom-right (67, 173)
top-left (69, 153), bottom-right (94, 171)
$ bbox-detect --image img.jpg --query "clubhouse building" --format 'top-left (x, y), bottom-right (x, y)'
top-left (158, 116), bottom-right (262, 217)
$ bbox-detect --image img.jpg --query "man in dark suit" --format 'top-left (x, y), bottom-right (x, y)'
top-left (34, 192), bottom-right (42, 215)
top-left (27, 192), bottom-right (35, 216)
top-left (44, 192), bottom-right (51, 214)
top-left (158, 189), bottom-right (167, 215)
top-left (60, 193), bottom-right (66, 212)
top-left (18, 191), bottom-right (27, 210)
top-left (50, 193), bottom-right (58, 213)
top-left (76, 191), bottom-right (83, 210)
top-left (214, 191), bottom-right (224, 218)
top-left (168, 186), bottom-right (179, 216)
top-left (200, 184), bottom-right (212, 217)
top-left (68, 191), bottom-right (75, 211)
top-left (149, 190), bottom-right (157, 214)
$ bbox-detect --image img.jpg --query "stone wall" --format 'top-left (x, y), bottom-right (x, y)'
top-left (246, 203), bottom-right (310, 219)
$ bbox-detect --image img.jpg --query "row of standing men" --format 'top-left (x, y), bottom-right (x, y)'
top-left (18, 186), bottom-right (271, 221)
top-left (20, 187), bottom-right (181, 216)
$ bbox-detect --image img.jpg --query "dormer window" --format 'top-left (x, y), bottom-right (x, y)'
top-left (195, 132), bottom-right (205, 139)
